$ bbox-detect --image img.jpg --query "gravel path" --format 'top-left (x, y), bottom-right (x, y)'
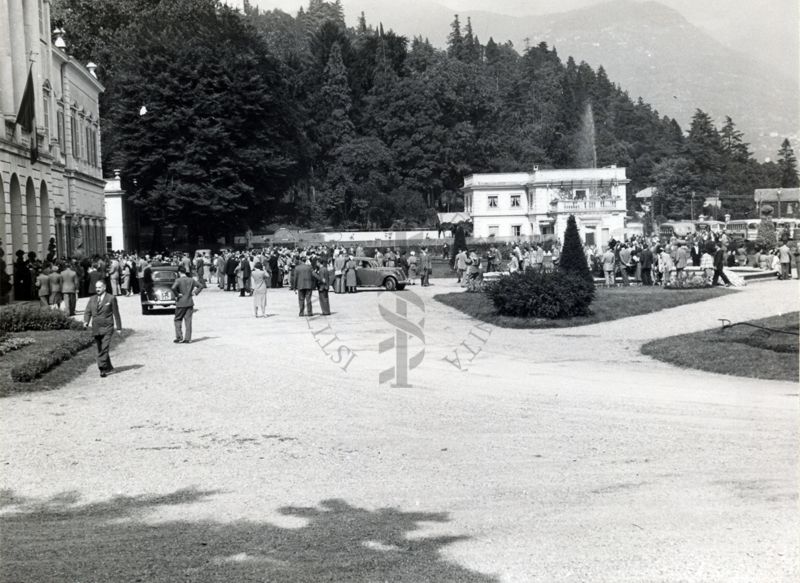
top-left (1, 279), bottom-right (797, 582)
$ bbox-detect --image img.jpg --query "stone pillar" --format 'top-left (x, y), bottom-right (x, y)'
top-left (8, 0), bottom-right (26, 111)
top-left (65, 213), bottom-right (72, 255)
top-left (0, 0), bottom-right (15, 118)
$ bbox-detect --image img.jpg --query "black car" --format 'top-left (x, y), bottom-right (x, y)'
top-left (140, 265), bottom-right (179, 314)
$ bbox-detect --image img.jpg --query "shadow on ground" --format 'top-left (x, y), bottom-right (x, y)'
top-left (0, 488), bottom-right (497, 583)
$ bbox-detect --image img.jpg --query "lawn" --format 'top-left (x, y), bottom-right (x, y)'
top-left (434, 286), bottom-right (734, 329)
top-left (641, 312), bottom-right (799, 382)
top-left (0, 329), bottom-right (131, 397)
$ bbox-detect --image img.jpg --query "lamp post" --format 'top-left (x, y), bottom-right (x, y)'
top-left (777, 188), bottom-right (782, 219)
top-left (690, 191), bottom-right (695, 221)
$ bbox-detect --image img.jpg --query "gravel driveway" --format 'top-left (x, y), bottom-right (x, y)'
top-left (1, 279), bottom-right (797, 582)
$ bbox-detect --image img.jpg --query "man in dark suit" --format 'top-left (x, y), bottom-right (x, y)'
top-left (171, 267), bottom-right (204, 343)
top-left (239, 255), bottom-right (252, 297)
top-left (314, 257), bottom-right (332, 316)
top-left (225, 253), bottom-right (238, 291)
top-left (83, 280), bottom-right (122, 377)
top-left (639, 245), bottom-right (654, 286)
top-left (292, 257), bottom-right (316, 317)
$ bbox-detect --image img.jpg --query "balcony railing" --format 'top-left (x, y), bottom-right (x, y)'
top-left (548, 198), bottom-right (625, 213)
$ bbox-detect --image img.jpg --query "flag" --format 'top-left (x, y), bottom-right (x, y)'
top-left (15, 67), bottom-right (35, 133)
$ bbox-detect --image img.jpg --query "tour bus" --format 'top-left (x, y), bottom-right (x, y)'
top-left (659, 221), bottom-right (696, 240)
top-left (775, 218), bottom-right (799, 240)
top-left (725, 219), bottom-right (760, 241)
top-left (693, 220), bottom-right (725, 235)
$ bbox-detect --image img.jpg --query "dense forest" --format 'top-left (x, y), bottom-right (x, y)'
top-left (52, 0), bottom-right (799, 243)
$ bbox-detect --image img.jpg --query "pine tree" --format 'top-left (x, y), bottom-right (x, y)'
top-left (452, 224), bottom-right (467, 266)
top-left (559, 215), bottom-right (593, 282)
top-left (720, 116), bottom-right (749, 162)
top-left (463, 17), bottom-right (480, 62)
top-left (447, 14), bottom-right (463, 60)
top-left (777, 138), bottom-right (800, 187)
top-left (316, 42), bottom-right (355, 157)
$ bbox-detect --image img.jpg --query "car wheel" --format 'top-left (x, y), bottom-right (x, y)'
top-left (141, 305), bottom-right (149, 315)
top-left (396, 284), bottom-right (406, 291)
top-left (384, 277), bottom-right (397, 291)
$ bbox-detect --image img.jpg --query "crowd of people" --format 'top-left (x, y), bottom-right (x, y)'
top-left (447, 228), bottom-right (799, 289)
top-left (3, 226), bottom-right (797, 313)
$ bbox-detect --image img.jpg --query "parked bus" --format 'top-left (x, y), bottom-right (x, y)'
top-left (659, 221), bottom-right (696, 240)
top-left (725, 219), bottom-right (760, 241)
top-left (694, 220), bottom-right (725, 235)
top-left (775, 218), bottom-right (799, 240)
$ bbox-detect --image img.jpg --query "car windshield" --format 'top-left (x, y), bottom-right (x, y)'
top-left (152, 271), bottom-right (177, 282)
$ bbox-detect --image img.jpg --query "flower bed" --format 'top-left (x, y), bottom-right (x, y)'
top-left (0, 336), bottom-right (35, 356)
top-left (9, 331), bottom-right (93, 382)
top-left (663, 273), bottom-right (711, 289)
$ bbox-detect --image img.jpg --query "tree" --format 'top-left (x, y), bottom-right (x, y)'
top-left (777, 138), bottom-right (800, 187)
top-left (685, 109), bottom-right (725, 196)
top-left (314, 42), bottom-right (355, 158)
top-left (757, 206), bottom-right (777, 249)
top-left (447, 14), bottom-right (463, 60)
top-left (107, 0), bottom-right (302, 242)
top-left (451, 224), bottom-right (467, 266)
top-left (559, 215), bottom-right (593, 282)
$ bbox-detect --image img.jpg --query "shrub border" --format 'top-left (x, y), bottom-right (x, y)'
top-left (9, 332), bottom-right (94, 382)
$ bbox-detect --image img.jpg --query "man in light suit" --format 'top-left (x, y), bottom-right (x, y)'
top-left (60, 261), bottom-right (80, 316)
top-left (419, 247), bottom-right (432, 286)
top-left (83, 280), bottom-right (122, 377)
top-left (292, 258), bottom-right (316, 317)
top-left (171, 267), bottom-right (204, 343)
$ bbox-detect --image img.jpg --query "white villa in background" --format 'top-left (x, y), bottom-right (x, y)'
top-left (462, 166), bottom-right (629, 248)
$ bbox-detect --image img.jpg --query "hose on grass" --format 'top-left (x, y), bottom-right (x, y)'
top-left (718, 319), bottom-right (799, 336)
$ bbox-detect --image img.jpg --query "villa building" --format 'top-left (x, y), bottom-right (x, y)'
top-left (1, 0), bottom-right (106, 296)
top-left (463, 166), bottom-right (629, 248)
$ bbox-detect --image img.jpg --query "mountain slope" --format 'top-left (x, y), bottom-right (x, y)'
top-left (342, 0), bottom-right (798, 159)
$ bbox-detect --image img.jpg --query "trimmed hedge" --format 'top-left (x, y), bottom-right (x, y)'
top-left (10, 332), bottom-right (94, 382)
top-left (0, 304), bottom-right (84, 332)
top-left (486, 269), bottom-right (595, 319)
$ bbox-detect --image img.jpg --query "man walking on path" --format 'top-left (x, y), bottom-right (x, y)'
top-left (292, 257), bottom-right (316, 317)
top-left (171, 267), bottom-right (204, 343)
top-left (47, 265), bottom-right (63, 311)
top-left (315, 258), bottom-right (332, 316)
top-left (778, 242), bottom-right (791, 280)
top-left (419, 247), bottom-right (432, 286)
top-left (35, 267), bottom-right (51, 307)
top-left (60, 261), bottom-right (79, 316)
top-left (83, 280), bottom-right (122, 377)
top-left (712, 244), bottom-right (732, 287)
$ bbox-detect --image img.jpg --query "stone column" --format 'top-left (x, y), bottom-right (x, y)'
top-left (0, 0), bottom-right (15, 118)
top-left (65, 213), bottom-right (72, 255)
top-left (8, 0), bottom-right (26, 111)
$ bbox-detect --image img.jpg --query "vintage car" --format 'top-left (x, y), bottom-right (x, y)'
top-left (140, 265), bottom-right (179, 314)
top-left (353, 257), bottom-right (408, 291)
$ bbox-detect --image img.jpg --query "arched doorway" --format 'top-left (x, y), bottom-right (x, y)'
top-left (40, 181), bottom-right (51, 258)
top-left (25, 178), bottom-right (38, 256)
top-left (10, 175), bottom-right (23, 255)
